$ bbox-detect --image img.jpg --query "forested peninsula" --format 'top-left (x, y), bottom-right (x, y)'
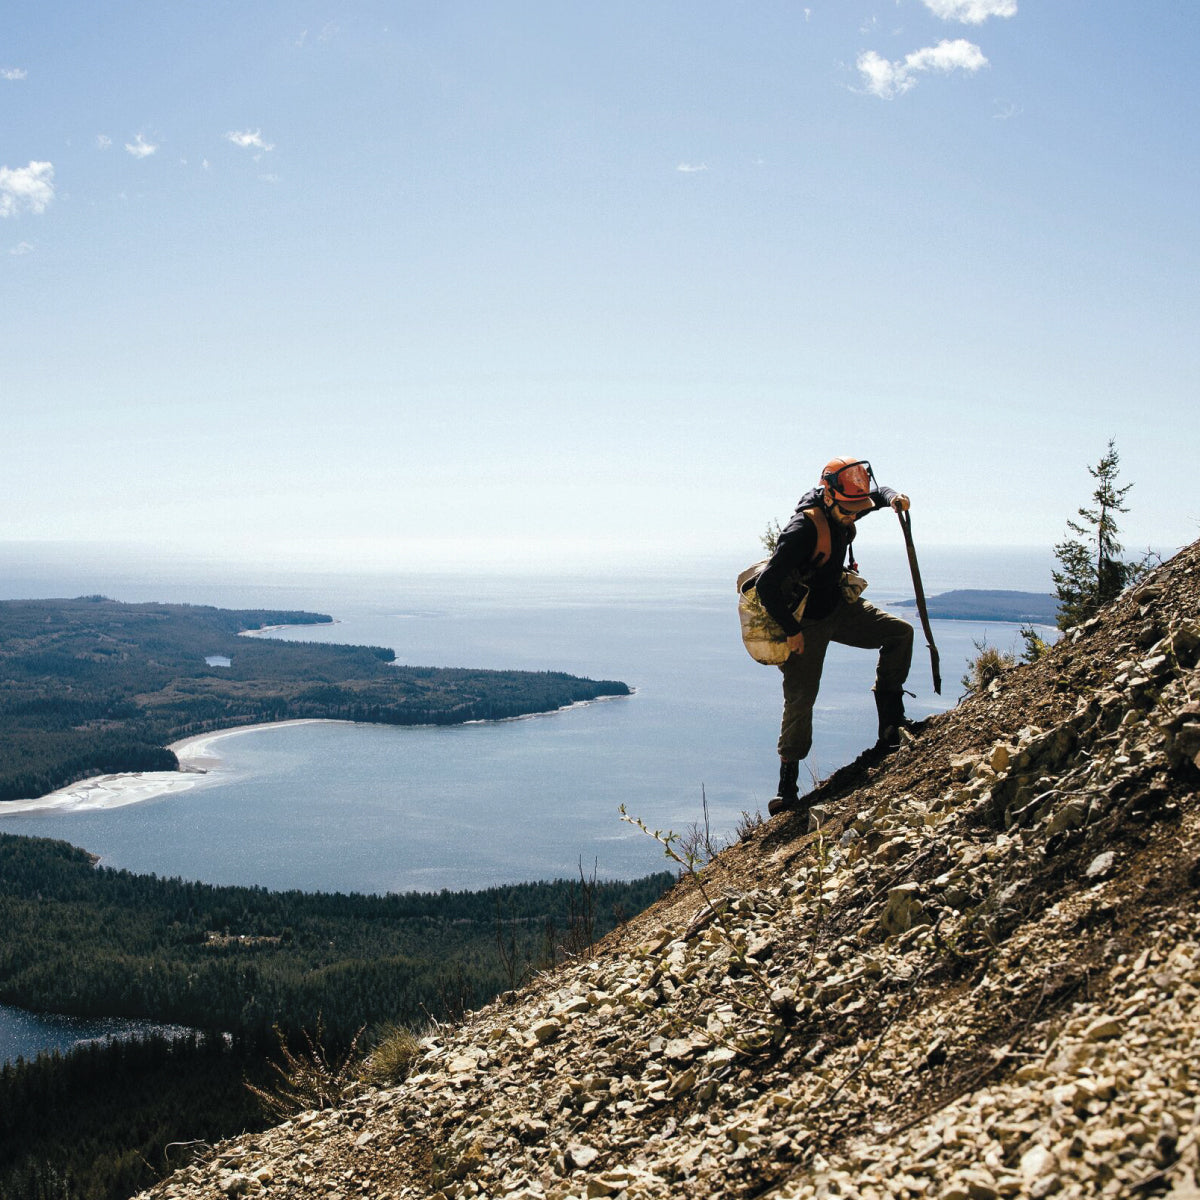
top-left (0, 597), bottom-right (630, 802)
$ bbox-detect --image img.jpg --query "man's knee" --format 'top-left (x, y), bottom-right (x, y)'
top-left (877, 613), bottom-right (913, 652)
top-left (876, 616), bottom-right (913, 687)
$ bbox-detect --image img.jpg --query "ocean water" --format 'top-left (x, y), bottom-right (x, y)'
top-left (0, 542), bottom-right (1054, 1062)
top-left (0, 544), bottom-right (1055, 894)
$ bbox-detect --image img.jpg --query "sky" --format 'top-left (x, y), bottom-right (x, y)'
top-left (3, 1), bottom-right (1198, 574)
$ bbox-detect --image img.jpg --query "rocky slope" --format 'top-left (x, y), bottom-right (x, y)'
top-left (138, 541), bottom-right (1200, 1200)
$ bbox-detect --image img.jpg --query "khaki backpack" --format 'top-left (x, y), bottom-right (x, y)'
top-left (737, 507), bottom-right (866, 664)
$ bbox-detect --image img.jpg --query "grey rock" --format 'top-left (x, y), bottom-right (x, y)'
top-left (881, 883), bottom-right (926, 937)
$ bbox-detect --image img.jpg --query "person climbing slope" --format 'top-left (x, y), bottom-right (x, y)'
top-left (754, 458), bottom-right (914, 816)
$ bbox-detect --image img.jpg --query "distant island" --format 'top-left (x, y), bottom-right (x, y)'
top-left (896, 588), bottom-right (1058, 623)
top-left (0, 597), bottom-right (630, 803)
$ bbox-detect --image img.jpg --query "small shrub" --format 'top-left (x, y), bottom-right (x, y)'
top-left (1017, 624), bottom-right (1052, 662)
top-left (676, 820), bottom-right (719, 867)
top-left (562, 857), bottom-right (599, 961)
top-left (676, 785), bottom-right (721, 866)
top-left (961, 638), bottom-right (1016, 695)
top-left (245, 1019), bottom-right (365, 1119)
top-left (359, 1023), bottom-right (423, 1086)
top-left (964, 625), bottom-right (1057, 696)
top-left (735, 807), bottom-right (764, 840)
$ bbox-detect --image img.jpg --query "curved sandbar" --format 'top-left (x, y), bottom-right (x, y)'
top-left (0, 720), bottom-right (338, 815)
top-left (0, 691), bottom-right (634, 816)
top-left (2, 767), bottom-right (211, 815)
top-left (169, 718), bottom-right (337, 768)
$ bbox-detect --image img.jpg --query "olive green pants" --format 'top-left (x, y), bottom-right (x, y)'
top-left (777, 599), bottom-right (913, 761)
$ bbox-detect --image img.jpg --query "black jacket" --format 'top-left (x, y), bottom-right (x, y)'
top-left (755, 485), bottom-right (899, 635)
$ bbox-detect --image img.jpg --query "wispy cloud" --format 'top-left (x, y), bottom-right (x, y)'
top-left (923, 0), bottom-right (1016, 23)
top-left (858, 38), bottom-right (987, 98)
top-left (125, 133), bottom-right (158, 159)
top-left (676, 162), bottom-right (708, 173)
top-left (96, 134), bottom-right (112, 150)
top-left (907, 39), bottom-right (988, 72)
top-left (0, 161), bottom-right (55, 217)
top-left (2, 67), bottom-right (28, 80)
top-left (10, 240), bottom-right (35, 255)
top-left (294, 21), bottom-right (338, 49)
top-left (225, 129), bottom-right (275, 152)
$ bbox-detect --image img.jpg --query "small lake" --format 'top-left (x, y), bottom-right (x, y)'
top-left (0, 1002), bottom-right (196, 1068)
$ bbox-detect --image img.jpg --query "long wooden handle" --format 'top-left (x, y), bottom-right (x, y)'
top-left (898, 510), bottom-right (942, 695)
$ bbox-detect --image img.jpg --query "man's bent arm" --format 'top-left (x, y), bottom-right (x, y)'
top-left (755, 524), bottom-right (817, 638)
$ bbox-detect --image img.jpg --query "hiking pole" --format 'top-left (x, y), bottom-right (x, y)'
top-left (897, 509), bottom-right (942, 694)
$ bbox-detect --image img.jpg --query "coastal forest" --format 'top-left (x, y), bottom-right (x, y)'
top-left (0, 596), bottom-right (641, 1198)
top-left (0, 833), bottom-right (673, 1200)
top-left (0, 597), bottom-right (630, 802)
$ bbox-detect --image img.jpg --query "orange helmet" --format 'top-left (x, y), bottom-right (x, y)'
top-left (821, 458), bottom-right (875, 512)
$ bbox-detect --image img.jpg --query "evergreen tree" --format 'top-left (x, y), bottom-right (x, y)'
top-left (1052, 439), bottom-right (1144, 630)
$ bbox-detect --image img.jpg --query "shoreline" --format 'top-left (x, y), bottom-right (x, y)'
top-left (0, 719), bottom-right (349, 816)
top-left (169, 717), bottom-right (339, 768)
top-left (0, 693), bottom-right (633, 817)
top-left (240, 618), bottom-right (341, 638)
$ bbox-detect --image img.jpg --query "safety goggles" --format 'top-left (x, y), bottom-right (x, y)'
top-left (822, 459), bottom-right (877, 500)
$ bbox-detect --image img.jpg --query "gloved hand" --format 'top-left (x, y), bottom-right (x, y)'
top-left (891, 494), bottom-right (911, 513)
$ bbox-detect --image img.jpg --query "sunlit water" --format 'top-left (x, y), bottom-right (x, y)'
top-left (0, 1003), bottom-right (195, 1068)
top-left (0, 544), bottom-right (1054, 1061)
top-left (0, 545), bottom-right (1054, 892)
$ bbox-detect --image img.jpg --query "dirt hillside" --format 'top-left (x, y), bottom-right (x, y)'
top-left (139, 539), bottom-right (1200, 1200)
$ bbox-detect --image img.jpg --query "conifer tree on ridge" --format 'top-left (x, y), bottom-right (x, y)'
top-left (1052, 438), bottom-right (1146, 630)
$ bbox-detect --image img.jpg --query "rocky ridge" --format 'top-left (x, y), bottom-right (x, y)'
top-left (138, 540), bottom-right (1200, 1200)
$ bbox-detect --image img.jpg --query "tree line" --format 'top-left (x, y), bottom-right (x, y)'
top-left (0, 1030), bottom-right (272, 1200)
top-left (0, 833), bottom-right (670, 1043)
top-left (0, 832), bottom-right (673, 1200)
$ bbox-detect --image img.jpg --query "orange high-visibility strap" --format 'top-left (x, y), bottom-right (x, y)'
top-left (802, 507), bottom-right (831, 566)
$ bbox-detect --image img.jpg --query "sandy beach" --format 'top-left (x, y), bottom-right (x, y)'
top-left (0, 719), bottom-right (338, 815)
top-left (168, 718), bottom-right (337, 768)
top-left (0, 698), bottom-right (623, 816)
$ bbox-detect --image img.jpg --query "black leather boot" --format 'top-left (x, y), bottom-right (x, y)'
top-left (874, 687), bottom-right (907, 750)
top-left (768, 759), bottom-right (801, 816)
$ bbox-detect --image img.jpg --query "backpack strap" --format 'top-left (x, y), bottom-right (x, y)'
top-left (803, 504), bottom-right (860, 572)
top-left (802, 507), bottom-right (832, 566)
